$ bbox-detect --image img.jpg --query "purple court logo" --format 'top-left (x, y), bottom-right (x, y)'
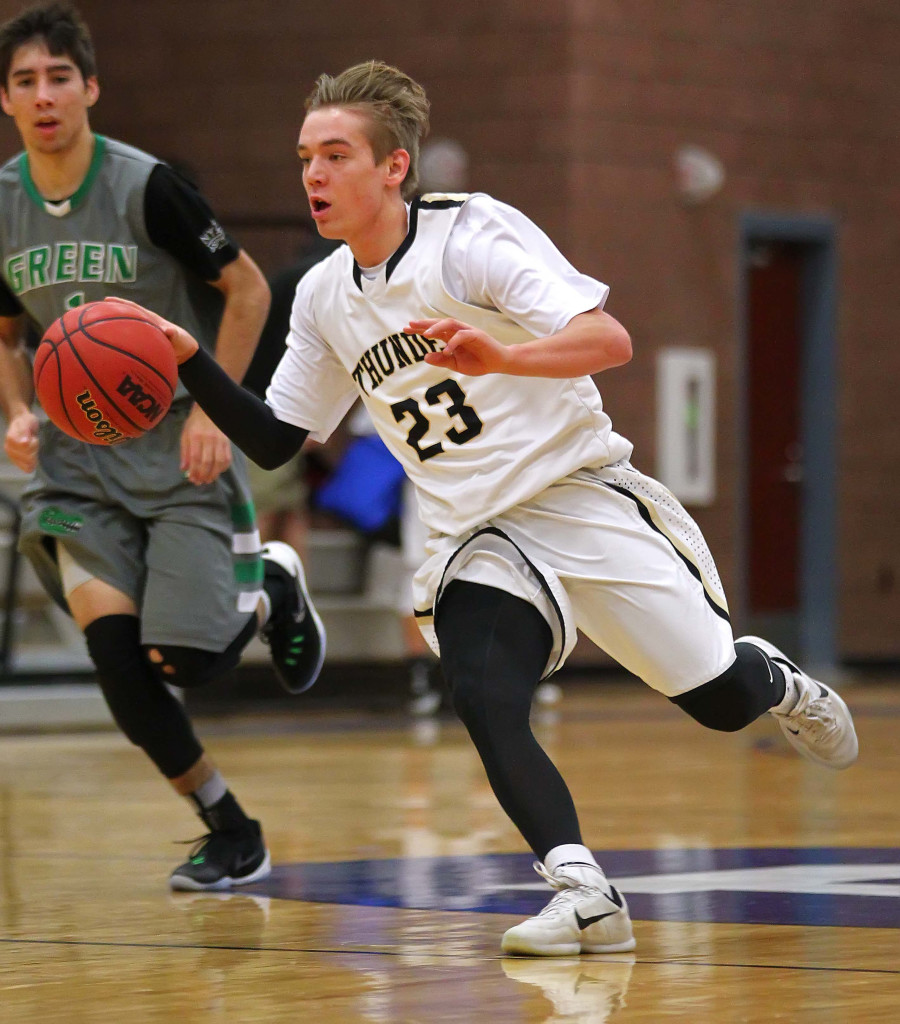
top-left (251, 847), bottom-right (900, 930)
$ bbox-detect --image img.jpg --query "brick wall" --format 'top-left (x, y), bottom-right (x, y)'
top-left (1, 0), bottom-right (897, 660)
top-left (557, 0), bottom-right (900, 659)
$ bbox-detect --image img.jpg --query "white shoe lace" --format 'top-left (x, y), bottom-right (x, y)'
top-left (534, 861), bottom-right (565, 888)
top-left (782, 682), bottom-right (840, 741)
top-left (531, 861), bottom-right (612, 918)
top-left (534, 886), bottom-right (591, 919)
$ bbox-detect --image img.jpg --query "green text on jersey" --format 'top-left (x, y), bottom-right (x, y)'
top-left (4, 240), bottom-right (137, 297)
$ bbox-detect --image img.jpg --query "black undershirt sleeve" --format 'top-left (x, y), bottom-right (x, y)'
top-left (144, 163), bottom-right (241, 280)
top-left (178, 345), bottom-right (308, 468)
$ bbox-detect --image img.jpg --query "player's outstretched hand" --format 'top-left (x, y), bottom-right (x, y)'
top-left (408, 317), bottom-right (510, 376)
top-left (3, 409), bottom-right (40, 474)
top-left (105, 296), bottom-right (200, 364)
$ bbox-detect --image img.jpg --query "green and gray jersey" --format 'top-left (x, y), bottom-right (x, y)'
top-left (0, 135), bottom-right (262, 634)
top-left (0, 135), bottom-right (227, 393)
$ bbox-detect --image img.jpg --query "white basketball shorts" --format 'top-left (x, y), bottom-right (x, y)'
top-left (412, 461), bottom-right (736, 697)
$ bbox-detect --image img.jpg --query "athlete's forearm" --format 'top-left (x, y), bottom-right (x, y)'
top-left (178, 345), bottom-right (308, 468)
top-left (209, 251), bottom-right (272, 382)
top-left (0, 322), bottom-right (33, 421)
top-left (506, 309), bottom-right (632, 378)
top-left (414, 308), bottom-right (632, 379)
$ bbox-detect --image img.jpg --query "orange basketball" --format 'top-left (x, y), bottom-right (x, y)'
top-left (33, 300), bottom-right (178, 445)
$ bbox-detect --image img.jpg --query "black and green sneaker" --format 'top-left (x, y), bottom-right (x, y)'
top-left (259, 540), bottom-right (326, 694)
top-left (169, 820), bottom-right (271, 892)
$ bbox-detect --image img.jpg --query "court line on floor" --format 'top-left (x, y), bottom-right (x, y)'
top-left (1, 936), bottom-right (898, 976)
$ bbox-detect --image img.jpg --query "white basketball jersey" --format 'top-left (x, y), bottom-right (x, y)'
top-left (266, 193), bottom-right (633, 535)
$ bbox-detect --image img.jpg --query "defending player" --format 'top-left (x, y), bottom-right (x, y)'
top-left (0, 3), bottom-right (325, 890)
top-left (117, 60), bottom-right (857, 954)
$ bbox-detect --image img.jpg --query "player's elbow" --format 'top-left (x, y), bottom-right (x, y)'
top-left (216, 251), bottom-right (272, 321)
top-left (606, 323), bottom-right (632, 368)
top-left (251, 420), bottom-right (309, 470)
top-left (585, 310), bottom-right (631, 370)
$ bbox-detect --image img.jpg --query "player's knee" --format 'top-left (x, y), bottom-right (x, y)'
top-left (437, 616), bottom-right (519, 733)
top-left (446, 669), bottom-right (490, 728)
top-left (143, 615), bottom-right (256, 689)
top-left (144, 644), bottom-right (218, 689)
top-left (83, 615), bottom-right (184, 751)
top-left (83, 615), bottom-right (152, 748)
top-left (84, 615), bottom-right (202, 776)
top-left (670, 643), bottom-right (779, 732)
top-left (437, 633), bottom-right (487, 725)
top-left (84, 613), bottom-right (142, 677)
top-left (436, 581), bottom-right (549, 732)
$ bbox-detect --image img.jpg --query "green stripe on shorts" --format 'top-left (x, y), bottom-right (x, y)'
top-left (235, 557), bottom-right (264, 585)
top-left (230, 502), bottom-right (257, 531)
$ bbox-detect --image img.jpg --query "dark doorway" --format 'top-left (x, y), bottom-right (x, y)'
top-left (739, 217), bottom-right (837, 669)
top-left (746, 242), bottom-right (804, 622)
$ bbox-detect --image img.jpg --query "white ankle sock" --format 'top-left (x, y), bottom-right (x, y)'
top-left (186, 769), bottom-right (227, 813)
top-left (544, 844), bottom-right (604, 880)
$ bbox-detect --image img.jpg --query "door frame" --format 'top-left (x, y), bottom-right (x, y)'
top-left (737, 213), bottom-right (838, 670)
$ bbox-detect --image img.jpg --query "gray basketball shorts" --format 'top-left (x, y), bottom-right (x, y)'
top-left (18, 418), bottom-right (262, 652)
top-left (413, 461), bottom-right (736, 696)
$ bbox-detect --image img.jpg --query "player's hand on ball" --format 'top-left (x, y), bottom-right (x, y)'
top-left (4, 410), bottom-right (40, 473)
top-left (180, 405), bottom-right (232, 485)
top-left (106, 296), bottom-right (200, 364)
top-left (408, 317), bottom-right (510, 376)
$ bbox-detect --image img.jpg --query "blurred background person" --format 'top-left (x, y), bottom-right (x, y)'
top-left (242, 227), bottom-right (341, 557)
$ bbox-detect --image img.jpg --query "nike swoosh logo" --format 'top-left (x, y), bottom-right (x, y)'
top-left (574, 885), bottom-right (625, 930)
top-left (575, 908), bottom-right (619, 929)
top-left (233, 851), bottom-right (263, 874)
top-left (772, 655), bottom-right (798, 674)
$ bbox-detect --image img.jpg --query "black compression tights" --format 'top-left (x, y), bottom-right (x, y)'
top-left (435, 580), bottom-right (582, 860)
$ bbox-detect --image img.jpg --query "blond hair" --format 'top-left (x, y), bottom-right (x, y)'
top-left (305, 61), bottom-right (430, 200)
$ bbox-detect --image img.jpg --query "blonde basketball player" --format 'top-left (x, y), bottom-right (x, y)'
top-left (121, 60), bottom-right (858, 957)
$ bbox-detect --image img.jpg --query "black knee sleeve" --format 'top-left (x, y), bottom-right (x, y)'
top-left (144, 614), bottom-right (256, 689)
top-left (84, 614), bottom-right (203, 778)
top-left (670, 640), bottom-right (786, 732)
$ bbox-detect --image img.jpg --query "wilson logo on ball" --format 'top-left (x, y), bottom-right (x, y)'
top-left (75, 389), bottom-right (126, 444)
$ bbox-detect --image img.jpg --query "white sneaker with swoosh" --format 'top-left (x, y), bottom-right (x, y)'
top-left (740, 635), bottom-right (859, 770)
top-left (501, 862), bottom-right (636, 957)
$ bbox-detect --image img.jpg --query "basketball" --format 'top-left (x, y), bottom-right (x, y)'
top-left (33, 300), bottom-right (178, 445)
